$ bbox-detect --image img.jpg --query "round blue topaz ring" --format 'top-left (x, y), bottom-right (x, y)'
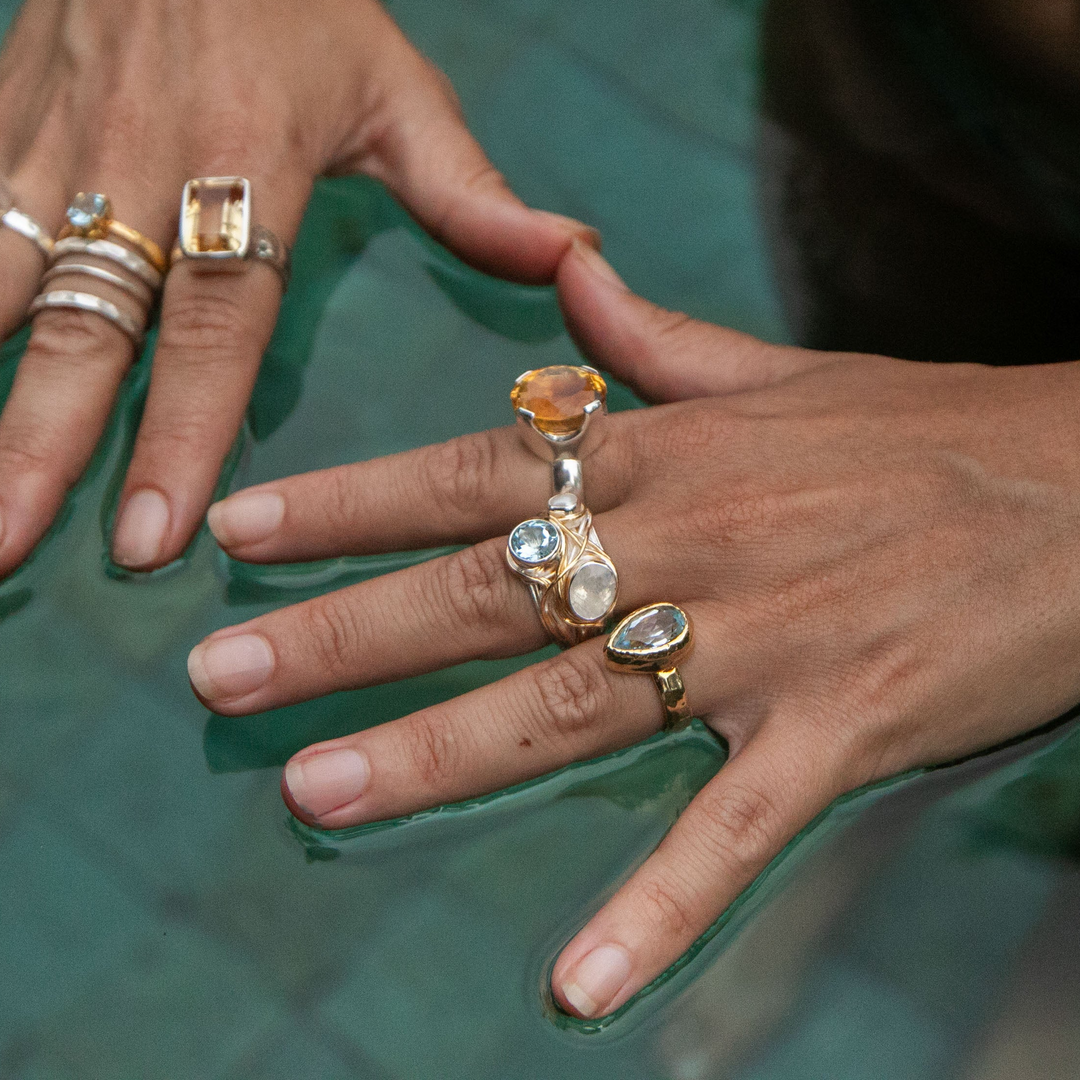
top-left (605, 604), bottom-right (694, 731)
top-left (59, 192), bottom-right (167, 274)
top-left (506, 502), bottom-right (619, 648)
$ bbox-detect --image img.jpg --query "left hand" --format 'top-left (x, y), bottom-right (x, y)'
top-left (188, 240), bottom-right (1080, 1019)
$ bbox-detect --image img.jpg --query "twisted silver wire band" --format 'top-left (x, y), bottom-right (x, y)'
top-left (42, 261), bottom-right (154, 306)
top-left (29, 290), bottom-right (145, 347)
top-left (51, 236), bottom-right (162, 291)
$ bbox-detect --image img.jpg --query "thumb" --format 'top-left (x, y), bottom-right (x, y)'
top-left (556, 239), bottom-right (829, 402)
top-left (344, 19), bottom-right (598, 285)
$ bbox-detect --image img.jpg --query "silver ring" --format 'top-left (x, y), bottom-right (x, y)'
top-left (171, 177), bottom-right (290, 288)
top-left (1, 208), bottom-right (53, 259)
top-left (29, 290), bottom-right (145, 347)
top-left (51, 236), bottom-right (163, 291)
top-left (42, 262), bottom-right (154, 306)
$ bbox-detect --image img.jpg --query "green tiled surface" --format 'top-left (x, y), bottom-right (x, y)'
top-left (3, 0), bottom-right (1080, 1077)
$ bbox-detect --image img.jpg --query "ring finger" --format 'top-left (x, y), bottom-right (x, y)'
top-left (276, 600), bottom-right (730, 829)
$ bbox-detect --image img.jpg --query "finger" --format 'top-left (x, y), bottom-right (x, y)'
top-left (190, 503), bottom-right (698, 716)
top-left (342, 8), bottom-right (598, 284)
top-left (556, 240), bottom-right (836, 402)
top-left (205, 420), bottom-right (634, 564)
top-left (550, 723), bottom-right (846, 1019)
top-left (275, 615), bottom-right (726, 829)
top-left (110, 174), bottom-right (306, 570)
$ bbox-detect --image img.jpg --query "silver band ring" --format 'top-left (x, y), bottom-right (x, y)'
top-left (42, 262), bottom-right (154, 306)
top-left (1, 207), bottom-right (53, 259)
top-left (29, 290), bottom-right (145, 348)
top-left (172, 177), bottom-right (290, 288)
top-left (51, 236), bottom-right (163, 291)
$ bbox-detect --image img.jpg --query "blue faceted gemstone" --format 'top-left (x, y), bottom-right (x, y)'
top-left (67, 192), bottom-right (109, 230)
top-left (509, 519), bottom-right (559, 564)
top-left (612, 604), bottom-right (686, 651)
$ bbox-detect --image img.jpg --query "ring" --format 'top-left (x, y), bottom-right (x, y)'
top-left (507, 499), bottom-right (619, 647)
top-left (29, 290), bottom-right (145, 347)
top-left (58, 193), bottom-right (167, 274)
top-left (42, 262), bottom-right (154, 305)
top-left (512, 365), bottom-right (606, 506)
top-left (0, 179), bottom-right (53, 259)
top-left (51, 237), bottom-right (163, 292)
top-left (605, 603), bottom-right (694, 731)
top-left (170, 177), bottom-right (290, 287)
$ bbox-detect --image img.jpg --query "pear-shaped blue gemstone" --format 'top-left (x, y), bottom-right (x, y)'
top-left (612, 604), bottom-right (686, 651)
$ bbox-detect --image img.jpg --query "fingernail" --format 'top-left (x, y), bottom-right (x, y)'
top-left (284, 748), bottom-right (371, 820)
top-left (112, 489), bottom-right (170, 568)
top-left (207, 491), bottom-right (285, 548)
top-left (187, 633), bottom-right (274, 701)
top-left (570, 237), bottom-right (627, 290)
top-left (560, 944), bottom-right (633, 1019)
top-left (540, 211), bottom-right (603, 251)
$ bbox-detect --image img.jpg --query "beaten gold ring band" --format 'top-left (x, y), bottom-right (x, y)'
top-left (605, 604), bottom-right (694, 732)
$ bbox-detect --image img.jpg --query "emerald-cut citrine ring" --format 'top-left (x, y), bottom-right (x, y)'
top-left (170, 177), bottom-right (290, 288)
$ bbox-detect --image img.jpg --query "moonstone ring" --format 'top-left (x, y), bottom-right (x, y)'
top-left (605, 603), bottom-right (694, 731)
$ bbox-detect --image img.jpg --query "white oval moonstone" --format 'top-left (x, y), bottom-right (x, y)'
top-left (568, 562), bottom-right (617, 621)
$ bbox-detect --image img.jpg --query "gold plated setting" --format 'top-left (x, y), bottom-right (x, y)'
top-left (605, 604), bottom-right (694, 731)
top-left (506, 501), bottom-right (618, 647)
top-left (59, 192), bottom-right (167, 273)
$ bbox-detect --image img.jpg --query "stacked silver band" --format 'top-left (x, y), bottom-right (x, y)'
top-left (0, 180), bottom-right (53, 260)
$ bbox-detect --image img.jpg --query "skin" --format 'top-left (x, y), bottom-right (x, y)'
top-left (189, 240), bottom-right (1080, 1019)
top-left (0, 0), bottom-right (596, 577)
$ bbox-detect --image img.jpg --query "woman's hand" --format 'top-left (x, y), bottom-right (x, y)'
top-left (188, 240), bottom-right (1080, 1019)
top-left (0, 0), bottom-right (595, 577)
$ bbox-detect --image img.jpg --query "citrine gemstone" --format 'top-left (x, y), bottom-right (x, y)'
top-left (511, 366), bottom-right (606, 436)
top-left (181, 178), bottom-right (249, 255)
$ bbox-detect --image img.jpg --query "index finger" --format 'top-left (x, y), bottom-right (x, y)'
top-left (206, 420), bottom-right (634, 563)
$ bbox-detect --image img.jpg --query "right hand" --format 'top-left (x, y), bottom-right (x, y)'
top-left (0, 0), bottom-right (597, 577)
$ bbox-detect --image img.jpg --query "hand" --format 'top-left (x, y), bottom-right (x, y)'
top-left (188, 240), bottom-right (1080, 1019)
top-left (0, 0), bottom-right (596, 577)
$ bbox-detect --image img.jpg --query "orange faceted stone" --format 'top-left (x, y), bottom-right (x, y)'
top-left (511, 366), bottom-right (606, 435)
top-left (181, 178), bottom-right (249, 254)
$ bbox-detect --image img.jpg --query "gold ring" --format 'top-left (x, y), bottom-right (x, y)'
top-left (58, 193), bottom-right (167, 274)
top-left (605, 604), bottom-right (694, 731)
top-left (512, 364), bottom-right (606, 506)
top-left (506, 499), bottom-right (619, 647)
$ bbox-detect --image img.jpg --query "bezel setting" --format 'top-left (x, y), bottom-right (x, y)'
top-left (605, 603), bottom-right (693, 672)
top-left (179, 177), bottom-right (252, 261)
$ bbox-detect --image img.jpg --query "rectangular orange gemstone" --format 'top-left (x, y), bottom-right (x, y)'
top-left (181, 178), bottom-right (249, 255)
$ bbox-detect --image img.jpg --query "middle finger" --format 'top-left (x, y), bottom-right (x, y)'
top-left (189, 504), bottom-right (671, 715)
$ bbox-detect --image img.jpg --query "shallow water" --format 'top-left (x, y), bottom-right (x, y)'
top-left (3, 0), bottom-right (1080, 1077)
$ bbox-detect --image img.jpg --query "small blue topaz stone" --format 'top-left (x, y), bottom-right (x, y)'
top-left (66, 192), bottom-right (109, 231)
top-left (611, 604), bottom-right (687, 652)
top-left (509, 518), bottom-right (560, 564)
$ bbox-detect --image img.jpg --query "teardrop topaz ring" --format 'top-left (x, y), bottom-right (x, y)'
top-left (506, 365), bottom-right (618, 646)
top-left (605, 604), bottom-right (694, 732)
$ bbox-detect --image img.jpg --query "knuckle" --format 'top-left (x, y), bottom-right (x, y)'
top-left (636, 874), bottom-right (697, 941)
top-left (299, 594), bottom-right (365, 677)
top-left (423, 432), bottom-right (498, 522)
top-left (27, 309), bottom-right (132, 366)
top-left (403, 711), bottom-right (460, 788)
top-left (159, 291), bottom-right (253, 362)
top-left (133, 411), bottom-right (221, 461)
top-left (0, 435), bottom-right (56, 478)
top-left (530, 651), bottom-right (615, 741)
top-left (436, 541), bottom-right (511, 629)
top-left (694, 783), bottom-right (781, 878)
top-left (322, 466), bottom-right (363, 533)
